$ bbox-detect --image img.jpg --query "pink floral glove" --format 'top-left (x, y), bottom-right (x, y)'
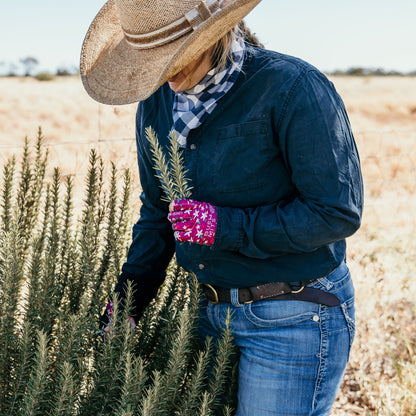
top-left (168, 199), bottom-right (217, 246)
top-left (100, 301), bottom-right (136, 335)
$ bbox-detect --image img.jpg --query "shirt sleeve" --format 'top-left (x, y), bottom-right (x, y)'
top-left (114, 104), bottom-right (175, 318)
top-left (212, 69), bottom-right (363, 259)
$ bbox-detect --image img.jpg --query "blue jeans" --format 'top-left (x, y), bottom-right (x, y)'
top-left (197, 261), bottom-right (355, 415)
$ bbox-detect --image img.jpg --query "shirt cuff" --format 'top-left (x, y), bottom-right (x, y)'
top-left (212, 206), bottom-right (244, 251)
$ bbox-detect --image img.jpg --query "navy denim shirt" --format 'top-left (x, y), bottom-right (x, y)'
top-left (116, 46), bottom-right (363, 303)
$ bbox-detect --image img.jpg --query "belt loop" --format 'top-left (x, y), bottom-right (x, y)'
top-left (230, 288), bottom-right (242, 307)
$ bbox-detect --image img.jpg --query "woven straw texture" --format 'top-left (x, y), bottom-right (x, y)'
top-left (80, 0), bottom-right (262, 105)
top-left (116, 0), bottom-right (198, 34)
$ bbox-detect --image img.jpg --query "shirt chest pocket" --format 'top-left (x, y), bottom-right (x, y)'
top-left (212, 120), bottom-right (272, 193)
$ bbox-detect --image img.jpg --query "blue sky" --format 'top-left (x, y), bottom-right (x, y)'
top-left (1, 0), bottom-right (415, 74)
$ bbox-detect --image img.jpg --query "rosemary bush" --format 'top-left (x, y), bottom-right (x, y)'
top-left (0, 128), bottom-right (238, 416)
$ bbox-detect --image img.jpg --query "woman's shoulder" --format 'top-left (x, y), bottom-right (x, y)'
top-left (244, 46), bottom-right (334, 97)
top-left (246, 45), bottom-right (324, 80)
top-left (136, 82), bottom-right (174, 128)
top-left (138, 83), bottom-right (172, 108)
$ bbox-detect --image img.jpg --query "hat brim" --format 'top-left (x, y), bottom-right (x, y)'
top-left (80, 0), bottom-right (262, 105)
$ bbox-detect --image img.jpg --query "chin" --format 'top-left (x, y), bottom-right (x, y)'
top-left (168, 82), bottom-right (182, 92)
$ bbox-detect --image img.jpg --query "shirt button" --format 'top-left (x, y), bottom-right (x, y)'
top-left (313, 315), bottom-right (320, 322)
top-left (198, 264), bottom-right (205, 270)
top-left (190, 144), bottom-right (197, 150)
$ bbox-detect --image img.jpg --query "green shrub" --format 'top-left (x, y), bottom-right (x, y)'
top-left (34, 72), bottom-right (55, 81)
top-left (0, 128), bottom-right (237, 416)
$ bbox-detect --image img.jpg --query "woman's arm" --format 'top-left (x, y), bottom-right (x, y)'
top-left (210, 70), bottom-right (363, 258)
top-left (113, 104), bottom-right (175, 320)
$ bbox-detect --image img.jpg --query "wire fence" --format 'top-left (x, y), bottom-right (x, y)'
top-left (0, 128), bottom-right (415, 230)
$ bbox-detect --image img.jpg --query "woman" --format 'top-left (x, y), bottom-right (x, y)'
top-left (81, 1), bottom-right (363, 415)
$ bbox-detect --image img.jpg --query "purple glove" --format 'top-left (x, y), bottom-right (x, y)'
top-left (168, 199), bottom-right (217, 246)
top-left (100, 301), bottom-right (136, 335)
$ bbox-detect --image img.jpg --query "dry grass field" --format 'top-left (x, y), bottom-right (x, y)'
top-left (1, 75), bottom-right (416, 415)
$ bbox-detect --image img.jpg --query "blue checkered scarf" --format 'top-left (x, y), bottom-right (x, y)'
top-left (172, 37), bottom-right (245, 147)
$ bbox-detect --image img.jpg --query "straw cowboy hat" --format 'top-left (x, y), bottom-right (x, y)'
top-left (80, 0), bottom-right (262, 105)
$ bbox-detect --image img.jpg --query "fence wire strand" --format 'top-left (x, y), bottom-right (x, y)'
top-left (0, 128), bottom-right (414, 230)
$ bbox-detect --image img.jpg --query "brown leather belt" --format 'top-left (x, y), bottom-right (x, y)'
top-left (200, 280), bottom-right (340, 307)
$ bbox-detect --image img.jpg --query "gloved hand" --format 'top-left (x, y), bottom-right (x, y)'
top-left (99, 300), bottom-right (115, 332)
top-left (168, 199), bottom-right (217, 246)
top-left (99, 300), bottom-right (136, 336)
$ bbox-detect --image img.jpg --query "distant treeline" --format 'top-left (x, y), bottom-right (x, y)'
top-left (0, 70), bottom-right (78, 81)
top-left (0, 56), bottom-right (79, 78)
top-left (326, 67), bottom-right (416, 76)
top-left (1, 57), bottom-right (415, 78)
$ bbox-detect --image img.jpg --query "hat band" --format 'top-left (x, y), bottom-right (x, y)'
top-left (123, 0), bottom-right (221, 49)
